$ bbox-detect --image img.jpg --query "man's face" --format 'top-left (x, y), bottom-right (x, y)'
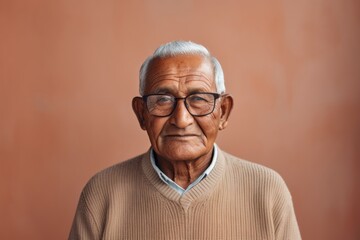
top-left (133, 54), bottom-right (232, 162)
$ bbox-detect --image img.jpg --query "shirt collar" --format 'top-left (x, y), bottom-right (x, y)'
top-left (150, 144), bottom-right (218, 195)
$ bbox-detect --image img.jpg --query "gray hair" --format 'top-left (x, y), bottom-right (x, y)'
top-left (139, 41), bottom-right (225, 95)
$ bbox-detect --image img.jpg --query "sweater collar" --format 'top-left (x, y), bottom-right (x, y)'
top-left (149, 144), bottom-right (218, 195)
top-left (141, 145), bottom-right (227, 210)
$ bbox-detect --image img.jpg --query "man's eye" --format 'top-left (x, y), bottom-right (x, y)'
top-left (189, 95), bottom-right (208, 102)
top-left (156, 96), bottom-right (172, 104)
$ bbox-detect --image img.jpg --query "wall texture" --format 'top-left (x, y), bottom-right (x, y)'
top-left (1, 0), bottom-right (359, 239)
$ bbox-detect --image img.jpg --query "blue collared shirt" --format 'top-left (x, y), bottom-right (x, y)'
top-left (150, 144), bottom-right (218, 195)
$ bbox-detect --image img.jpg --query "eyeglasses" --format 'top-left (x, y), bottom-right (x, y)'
top-left (142, 92), bottom-right (221, 117)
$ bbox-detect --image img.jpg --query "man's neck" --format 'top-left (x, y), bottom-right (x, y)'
top-left (155, 150), bottom-right (214, 189)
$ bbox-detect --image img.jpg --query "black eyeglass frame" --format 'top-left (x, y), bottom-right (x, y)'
top-left (142, 92), bottom-right (222, 117)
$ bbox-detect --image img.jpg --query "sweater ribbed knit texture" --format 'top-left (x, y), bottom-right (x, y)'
top-left (69, 149), bottom-right (301, 240)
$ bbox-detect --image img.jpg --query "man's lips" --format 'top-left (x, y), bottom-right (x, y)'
top-left (164, 134), bottom-right (199, 138)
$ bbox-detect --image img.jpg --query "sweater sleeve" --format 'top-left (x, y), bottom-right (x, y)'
top-left (68, 190), bottom-right (101, 240)
top-left (272, 175), bottom-right (302, 240)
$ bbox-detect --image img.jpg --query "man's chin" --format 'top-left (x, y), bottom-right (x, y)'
top-left (157, 146), bottom-right (208, 162)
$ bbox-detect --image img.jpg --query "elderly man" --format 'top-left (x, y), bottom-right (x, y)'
top-left (69, 41), bottom-right (301, 239)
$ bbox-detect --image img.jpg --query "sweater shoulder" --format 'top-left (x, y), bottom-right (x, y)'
top-left (221, 151), bottom-right (289, 191)
top-left (95, 153), bottom-right (144, 177)
top-left (81, 153), bottom-right (146, 197)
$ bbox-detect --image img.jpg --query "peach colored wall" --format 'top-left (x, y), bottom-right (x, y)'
top-left (1, 0), bottom-right (359, 239)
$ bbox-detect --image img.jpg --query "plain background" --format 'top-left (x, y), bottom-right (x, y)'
top-left (1, 0), bottom-right (359, 239)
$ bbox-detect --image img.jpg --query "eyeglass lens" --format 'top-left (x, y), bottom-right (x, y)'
top-left (145, 93), bottom-right (218, 117)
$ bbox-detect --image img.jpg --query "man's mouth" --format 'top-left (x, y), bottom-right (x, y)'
top-left (164, 134), bottom-right (198, 138)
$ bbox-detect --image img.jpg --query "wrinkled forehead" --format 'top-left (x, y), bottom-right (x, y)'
top-left (144, 55), bottom-right (215, 92)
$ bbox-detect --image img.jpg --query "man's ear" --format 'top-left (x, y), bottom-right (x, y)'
top-left (218, 94), bottom-right (234, 130)
top-left (132, 97), bottom-right (147, 130)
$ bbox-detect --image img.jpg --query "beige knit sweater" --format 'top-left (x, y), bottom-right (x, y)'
top-left (69, 149), bottom-right (301, 240)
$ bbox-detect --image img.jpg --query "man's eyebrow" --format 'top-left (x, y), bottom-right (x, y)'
top-left (150, 88), bottom-right (213, 96)
top-left (187, 88), bottom-right (211, 94)
top-left (151, 87), bottom-right (175, 94)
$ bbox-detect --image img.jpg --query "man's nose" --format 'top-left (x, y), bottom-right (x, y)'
top-left (169, 99), bottom-right (194, 128)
